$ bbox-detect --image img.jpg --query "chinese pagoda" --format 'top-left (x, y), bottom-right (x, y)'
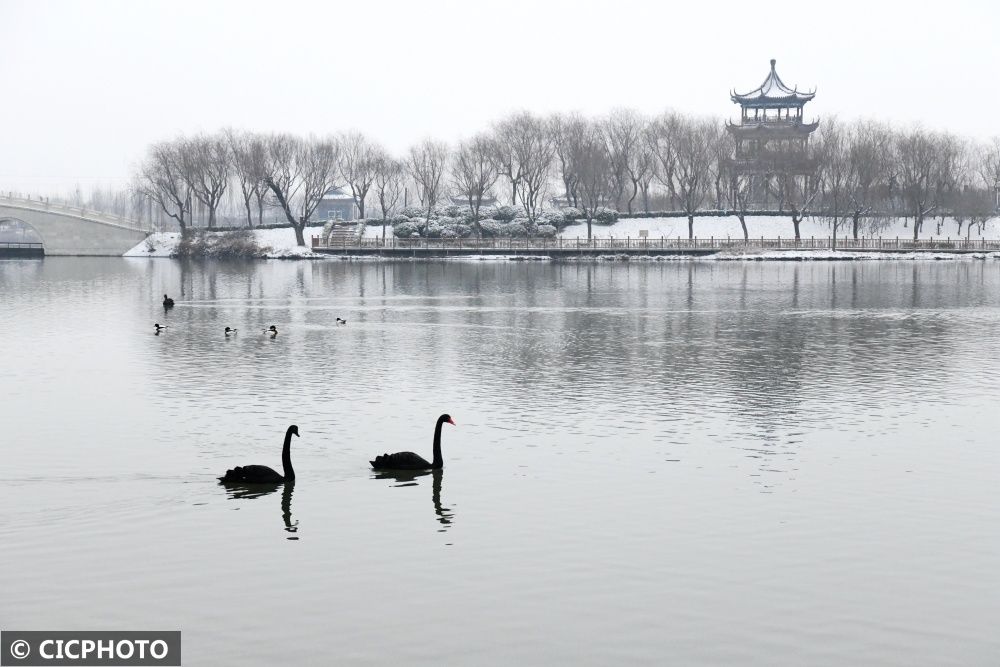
top-left (728, 59), bottom-right (818, 209)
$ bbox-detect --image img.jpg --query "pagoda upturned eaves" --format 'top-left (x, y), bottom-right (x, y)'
top-left (731, 59), bottom-right (815, 108)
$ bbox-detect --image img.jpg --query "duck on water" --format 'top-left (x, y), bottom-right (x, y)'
top-left (219, 425), bottom-right (299, 483)
top-left (370, 414), bottom-right (455, 471)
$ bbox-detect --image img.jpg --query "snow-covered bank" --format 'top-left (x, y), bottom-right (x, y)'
top-left (124, 228), bottom-right (327, 259)
top-left (124, 224), bottom-right (1000, 263)
top-left (558, 215), bottom-right (997, 241)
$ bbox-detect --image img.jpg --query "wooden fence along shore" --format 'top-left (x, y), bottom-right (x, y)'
top-left (311, 235), bottom-right (1000, 257)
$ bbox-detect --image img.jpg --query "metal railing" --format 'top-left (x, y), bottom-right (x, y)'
top-left (0, 241), bottom-right (44, 248)
top-left (311, 235), bottom-right (1000, 252)
top-left (0, 194), bottom-right (153, 233)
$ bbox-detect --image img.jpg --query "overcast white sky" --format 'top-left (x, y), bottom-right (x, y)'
top-left (1, 0), bottom-right (997, 193)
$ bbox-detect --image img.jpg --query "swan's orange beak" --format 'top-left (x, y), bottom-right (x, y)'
top-left (447, 417), bottom-right (456, 426)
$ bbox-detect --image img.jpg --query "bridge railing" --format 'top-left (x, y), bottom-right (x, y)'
top-left (0, 194), bottom-right (153, 233)
top-left (311, 235), bottom-right (1000, 252)
top-left (0, 241), bottom-right (44, 249)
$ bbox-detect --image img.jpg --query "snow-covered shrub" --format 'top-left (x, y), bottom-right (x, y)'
top-left (401, 205), bottom-right (426, 218)
top-left (211, 229), bottom-right (270, 258)
top-left (535, 211), bottom-right (562, 228)
top-left (494, 205), bottom-right (521, 222)
top-left (440, 224), bottom-right (473, 239)
top-left (389, 213), bottom-right (410, 225)
top-left (423, 221), bottom-right (445, 238)
top-left (175, 229), bottom-right (267, 259)
top-left (561, 207), bottom-right (582, 221)
top-left (501, 221), bottom-right (527, 237)
top-left (594, 207), bottom-right (619, 224)
top-left (534, 224), bottom-right (557, 238)
top-left (393, 221), bottom-right (420, 238)
top-left (479, 219), bottom-right (503, 238)
top-left (436, 215), bottom-right (463, 228)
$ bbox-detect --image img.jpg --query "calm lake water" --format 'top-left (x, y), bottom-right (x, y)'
top-left (1, 257), bottom-right (998, 666)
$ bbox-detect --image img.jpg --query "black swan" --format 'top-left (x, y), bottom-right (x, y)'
top-left (219, 425), bottom-right (299, 483)
top-left (370, 414), bottom-right (455, 470)
top-left (225, 327), bottom-right (238, 336)
top-left (163, 294), bottom-right (175, 308)
top-left (336, 318), bottom-right (347, 325)
top-left (154, 323), bottom-right (168, 333)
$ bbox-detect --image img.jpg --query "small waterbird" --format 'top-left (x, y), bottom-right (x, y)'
top-left (162, 294), bottom-right (175, 308)
top-left (154, 323), bottom-right (168, 333)
top-left (336, 318), bottom-right (347, 325)
top-left (225, 327), bottom-right (238, 336)
top-left (219, 425), bottom-right (300, 484)
top-left (264, 325), bottom-right (278, 337)
top-left (370, 414), bottom-right (455, 471)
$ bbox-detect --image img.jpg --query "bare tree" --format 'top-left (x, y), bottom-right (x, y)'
top-left (181, 134), bottom-right (230, 228)
top-left (263, 134), bottom-right (340, 246)
top-left (648, 112), bottom-right (682, 211)
top-left (603, 109), bottom-right (646, 213)
top-left (574, 121), bottom-right (612, 240)
top-left (931, 134), bottom-right (965, 234)
top-left (978, 137), bottom-right (1000, 212)
top-left (845, 120), bottom-right (890, 239)
top-left (489, 112), bottom-right (554, 221)
top-left (135, 141), bottom-right (191, 232)
top-left (782, 169), bottom-right (822, 241)
top-left (672, 117), bottom-right (716, 239)
top-left (227, 129), bottom-right (268, 228)
top-left (896, 128), bottom-right (939, 241)
top-left (452, 135), bottom-right (498, 239)
top-left (406, 139), bottom-right (449, 231)
top-left (816, 118), bottom-right (851, 247)
top-left (633, 129), bottom-right (657, 213)
top-left (340, 132), bottom-right (380, 219)
top-left (550, 113), bottom-right (588, 209)
top-left (729, 169), bottom-right (754, 242)
top-left (372, 152), bottom-right (404, 239)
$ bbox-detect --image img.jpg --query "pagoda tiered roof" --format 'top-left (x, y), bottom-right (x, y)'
top-left (731, 59), bottom-right (815, 107)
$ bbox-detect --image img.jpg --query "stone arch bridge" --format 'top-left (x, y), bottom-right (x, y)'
top-left (0, 194), bottom-right (152, 256)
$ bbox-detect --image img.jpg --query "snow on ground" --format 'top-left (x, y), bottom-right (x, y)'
top-left (558, 215), bottom-right (997, 241)
top-left (125, 232), bottom-right (181, 257)
top-left (124, 227), bottom-right (326, 259)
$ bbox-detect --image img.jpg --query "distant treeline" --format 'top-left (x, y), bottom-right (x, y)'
top-left (35, 110), bottom-right (1000, 245)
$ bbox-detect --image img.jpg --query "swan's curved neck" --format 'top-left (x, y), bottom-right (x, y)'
top-left (432, 418), bottom-right (445, 469)
top-left (282, 431), bottom-right (295, 480)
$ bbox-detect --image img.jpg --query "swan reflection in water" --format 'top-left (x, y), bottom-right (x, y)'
top-left (372, 469), bottom-right (453, 530)
top-left (221, 481), bottom-right (299, 539)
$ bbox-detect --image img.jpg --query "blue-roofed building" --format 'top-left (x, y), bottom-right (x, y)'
top-left (315, 187), bottom-right (359, 222)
